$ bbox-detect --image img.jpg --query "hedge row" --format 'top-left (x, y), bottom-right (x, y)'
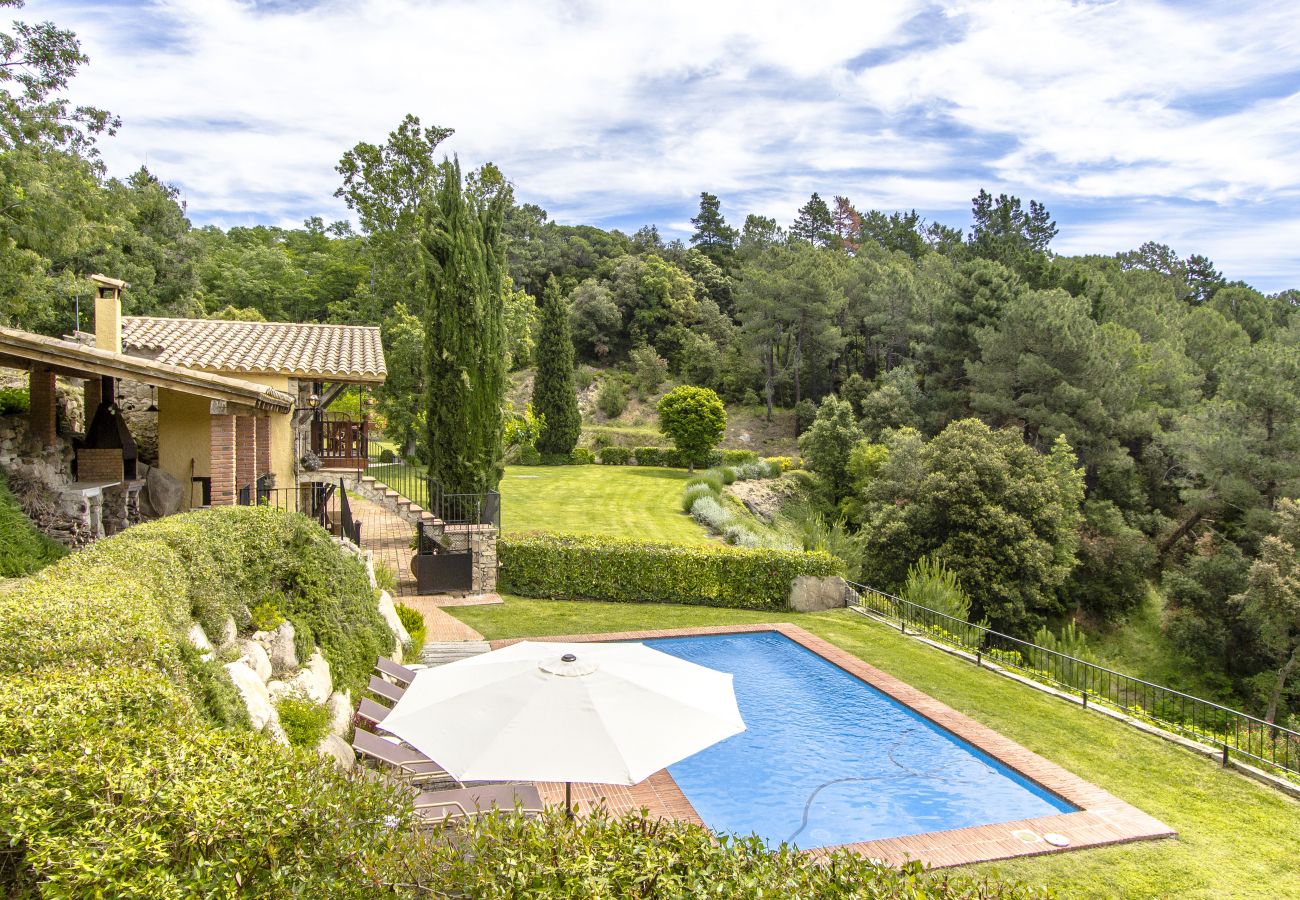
top-left (499, 532), bottom-right (844, 609)
top-left (0, 507), bottom-right (410, 896)
top-left (589, 446), bottom-right (763, 468)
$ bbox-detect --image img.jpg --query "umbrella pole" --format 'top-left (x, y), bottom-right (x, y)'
top-left (565, 781), bottom-right (573, 818)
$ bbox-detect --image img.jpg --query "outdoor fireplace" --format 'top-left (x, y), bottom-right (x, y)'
top-left (78, 374), bottom-right (138, 482)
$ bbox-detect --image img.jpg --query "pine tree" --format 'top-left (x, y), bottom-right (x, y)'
top-left (791, 192), bottom-right (833, 247)
top-left (689, 192), bottom-right (738, 268)
top-left (422, 157), bottom-right (509, 494)
top-left (532, 276), bottom-right (580, 457)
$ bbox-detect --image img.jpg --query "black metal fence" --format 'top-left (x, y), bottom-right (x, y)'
top-left (237, 478), bottom-right (362, 545)
top-left (845, 581), bottom-right (1300, 781)
top-left (362, 441), bottom-right (499, 529)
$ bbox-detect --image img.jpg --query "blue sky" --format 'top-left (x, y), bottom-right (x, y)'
top-left (39, 0), bottom-right (1300, 291)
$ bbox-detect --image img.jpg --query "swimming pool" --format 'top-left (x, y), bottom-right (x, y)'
top-left (644, 631), bottom-right (1078, 850)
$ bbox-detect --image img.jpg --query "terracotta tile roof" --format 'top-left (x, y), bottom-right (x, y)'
top-left (121, 316), bottom-right (386, 383)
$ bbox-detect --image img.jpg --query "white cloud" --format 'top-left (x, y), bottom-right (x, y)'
top-left (41, 0), bottom-right (1300, 286)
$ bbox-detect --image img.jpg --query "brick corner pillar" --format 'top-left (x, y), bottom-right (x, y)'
top-left (235, 415), bottom-right (256, 493)
top-left (29, 365), bottom-right (57, 447)
top-left (255, 416), bottom-right (272, 481)
top-left (210, 413), bottom-right (236, 506)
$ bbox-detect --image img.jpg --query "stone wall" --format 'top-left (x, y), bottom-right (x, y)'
top-left (442, 525), bottom-right (498, 594)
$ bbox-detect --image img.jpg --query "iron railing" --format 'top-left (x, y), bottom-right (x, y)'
top-left (237, 478), bottom-right (362, 544)
top-left (362, 440), bottom-right (500, 529)
top-left (844, 581), bottom-right (1300, 780)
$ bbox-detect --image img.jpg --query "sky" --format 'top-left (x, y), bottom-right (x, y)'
top-left (37, 0), bottom-right (1300, 291)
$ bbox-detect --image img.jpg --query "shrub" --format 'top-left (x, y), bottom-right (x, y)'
top-left (0, 387), bottom-right (29, 416)
top-left (598, 446), bottom-right (631, 465)
top-left (377, 447), bottom-right (397, 463)
top-left (392, 807), bottom-right (1051, 898)
top-left (500, 532), bottom-right (843, 610)
top-left (597, 377), bottom-right (627, 418)
top-left (396, 602), bottom-right (427, 656)
top-left (276, 693), bottom-right (330, 747)
top-left (518, 444), bottom-right (542, 465)
top-left (689, 495), bottom-right (734, 532)
top-left (629, 344), bottom-right (669, 397)
top-left (685, 470), bottom-right (724, 493)
top-left (720, 449), bottom-right (759, 466)
top-left (0, 476), bottom-right (65, 578)
top-left (373, 561), bottom-right (398, 594)
top-left (249, 598), bottom-right (286, 632)
top-left (765, 455), bottom-right (800, 472)
top-left (570, 447), bottom-right (596, 465)
top-left (632, 446), bottom-right (663, 466)
top-left (681, 483), bottom-right (715, 513)
top-left (0, 506), bottom-right (411, 895)
top-left (718, 466), bottom-right (739, 485)
top-left (723, 525), bottom-right (761, 547)
top-left (539, 452), bottom-right (573, 466)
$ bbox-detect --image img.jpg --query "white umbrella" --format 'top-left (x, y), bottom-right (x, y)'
top-left (380, 640), bottom-right (745, 811)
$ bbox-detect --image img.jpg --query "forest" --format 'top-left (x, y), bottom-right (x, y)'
top-left (1, 4), bottom-right (1297, 725)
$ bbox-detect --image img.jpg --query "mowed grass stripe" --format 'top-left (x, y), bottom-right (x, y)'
top-left (499, 465), bottom-right (711, 544)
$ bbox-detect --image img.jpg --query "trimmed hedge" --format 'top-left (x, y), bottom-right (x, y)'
top-left (500, 532), bottom-right (843, 609)
top-left (598, 445), bottom-right (632, 465)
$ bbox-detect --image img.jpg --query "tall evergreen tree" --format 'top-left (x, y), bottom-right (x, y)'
top-left (422, 157), bottom-right (509, 494)
top-left (791, 193), bottom-right (833, 247)
top-left (688, 192), bottom-right (738, 269)
top-left (532, 276), bottom-right (580, 456)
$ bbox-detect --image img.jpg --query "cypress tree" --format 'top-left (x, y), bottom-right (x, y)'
top-left (421, 157), bottom-right (508, 494)
top-left (531, 276), bottom-right (580, 457)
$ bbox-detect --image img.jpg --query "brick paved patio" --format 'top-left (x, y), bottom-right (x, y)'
top-left (491, 623), bottom-right (1176, 868)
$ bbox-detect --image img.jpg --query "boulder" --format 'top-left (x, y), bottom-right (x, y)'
top-left (140, 465), bottom-right (183, 519)
top-left (317, 733), bottom-right (355, 771)
top-left (224, 660), bottom-right (275, 730)
top-left (253, 621), bottom-right (298, 676)
top-left (788, 575), bottom-right (849, 613)
top-left (238, 638), bottom-right (273, 683)
top-left (216, 616), bottom-right (238, 649)
top-left (267, 651), bottom-right (332, 704)
top-left (326, 690), bottom-right (353, 736)
top-left (377, 589), bottom-right (411, 648)
top-left (187, 623), bottom-right (214, 662)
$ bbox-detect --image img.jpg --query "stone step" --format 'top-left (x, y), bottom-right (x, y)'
top-left (419, 641), bottom-right (492, 666)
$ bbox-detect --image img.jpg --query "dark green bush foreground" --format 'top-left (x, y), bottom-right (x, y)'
top-left (0, 477), bottom-right (65, 578)
top-left (501, 532), bottom-right (843, 609)
top-left (0, 506), bottom-right (406, 896)
top-left (391, 807), bottom-right (1054, 898)
top-left (0, 507), bottom-right (1045, 897)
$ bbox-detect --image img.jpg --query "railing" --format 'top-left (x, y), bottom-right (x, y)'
top-left (362, 439), bottom-right (499, 529)
top-left (237, 478), bottom-right (362, 544)
top-left (311, 413), bottom-right (369, 466)
top-left (844, 581), bottom-right (1300, 781)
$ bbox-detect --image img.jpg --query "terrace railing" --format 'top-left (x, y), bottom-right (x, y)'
top-left (237, 478), bottom-right (362, 545)
top-left (844, 580), bottom-right (1300, 781)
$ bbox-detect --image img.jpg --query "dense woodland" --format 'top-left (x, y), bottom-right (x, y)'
top-left (1, 3), bottom-right (1298, 724)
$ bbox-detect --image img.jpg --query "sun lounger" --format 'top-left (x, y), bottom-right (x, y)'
top-left (375, 656), bottom-right (418, 686)
top-left (412, 782), bottom-right (544, 826)
top-left (356, 696), bottom-right (391, 727)
top-left (352, 727), bottom-right (460, 786)
top-left (368, 674), bottom-right (405, 705)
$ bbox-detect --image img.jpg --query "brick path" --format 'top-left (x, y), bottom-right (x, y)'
top-left (490, 623), bottom-right (1176, 868)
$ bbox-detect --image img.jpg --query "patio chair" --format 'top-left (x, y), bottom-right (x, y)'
top-left (352, 727), bottom-right (461, 787)
top-left (412, 783), bottom-right (545, 827)
top-left (355, 696), bottom-right (392, 728)
top-left (368, 674), bottom-right (406, 705)
top-left (375, 656), bottom-right (418, 686)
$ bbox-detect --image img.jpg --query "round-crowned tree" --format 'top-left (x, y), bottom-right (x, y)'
top-left (657, 386), bottom-right (727, 472)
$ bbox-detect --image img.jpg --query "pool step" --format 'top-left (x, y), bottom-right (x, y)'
top-left (419, 640), bottom-right (492, 666)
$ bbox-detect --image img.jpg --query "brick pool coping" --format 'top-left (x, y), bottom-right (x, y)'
top-left (491, 623), bottom-right (1176, 868)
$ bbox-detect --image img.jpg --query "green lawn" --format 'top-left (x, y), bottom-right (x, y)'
top-left (450, 598), bottom-right (1300, 900)
top-left (499, 465), bottom-right (711, 544)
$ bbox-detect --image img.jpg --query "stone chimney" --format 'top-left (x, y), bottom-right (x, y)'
top-left (89, 273), bottom-right (127, 354)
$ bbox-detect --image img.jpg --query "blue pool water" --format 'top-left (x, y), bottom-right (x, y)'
top-left (644, 632), bottom-right (1076, 849)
